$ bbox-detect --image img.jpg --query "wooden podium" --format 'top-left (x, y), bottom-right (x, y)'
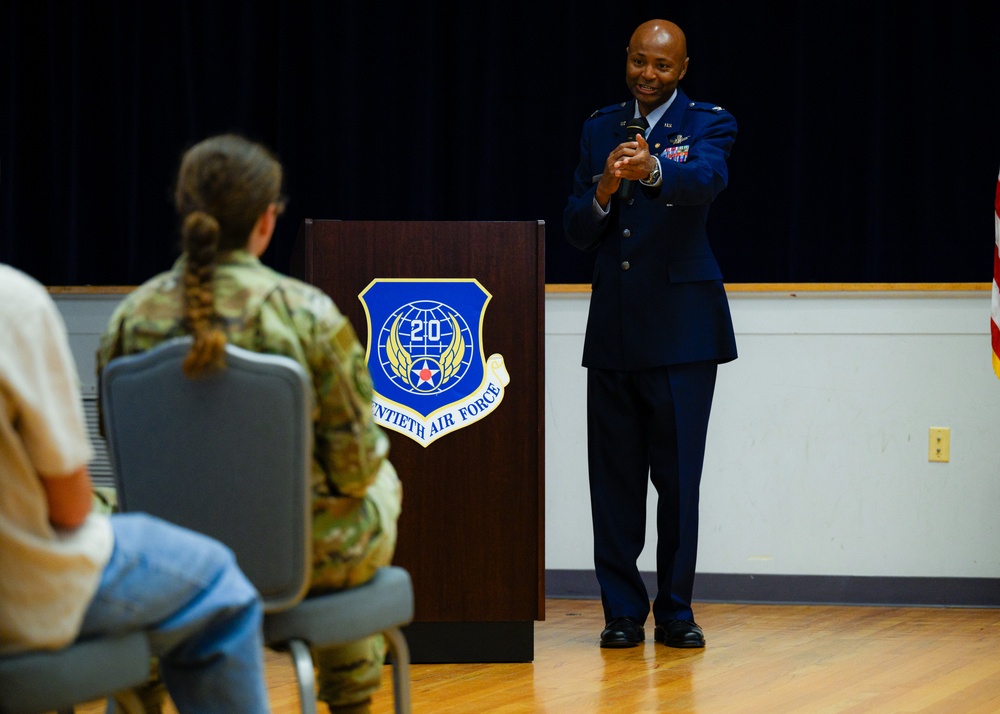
top-left (291, 220), bottom-right (545, 663)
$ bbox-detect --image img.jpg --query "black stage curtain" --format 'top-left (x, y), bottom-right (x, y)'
top-left (2, 1), bottom-right (1000, 286)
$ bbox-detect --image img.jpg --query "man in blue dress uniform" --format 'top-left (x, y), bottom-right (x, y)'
top-left (563, 19), bottom-right (738, 649)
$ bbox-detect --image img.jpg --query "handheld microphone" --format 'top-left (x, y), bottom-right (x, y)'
top-left (619, 117), bottom-right (649, 202)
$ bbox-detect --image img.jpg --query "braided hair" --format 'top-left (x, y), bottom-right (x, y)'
top-left (173, 134), bottom-right (283, 376)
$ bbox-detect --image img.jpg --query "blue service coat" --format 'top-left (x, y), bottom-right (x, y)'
top-left (563, 89), bottom-right (739, 370)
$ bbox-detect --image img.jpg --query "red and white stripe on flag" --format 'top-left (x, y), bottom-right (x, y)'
top-left (993, 168), bottom-right (1000, 379)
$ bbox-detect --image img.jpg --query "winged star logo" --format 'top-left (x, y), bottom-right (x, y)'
top-left (385, 311), bottom-right (467, 394)
top-left (359, 279), bottom-right (509, 447)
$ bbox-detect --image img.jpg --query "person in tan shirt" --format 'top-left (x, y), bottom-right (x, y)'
top-left (0, 262), bottom-right (270, 713)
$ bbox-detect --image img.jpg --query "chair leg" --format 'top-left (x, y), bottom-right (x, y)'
top-left (383, 627), bottom-right (412, 714)
top-left (88, 688), bottom-right (145, 714)
top-left (287, 639), bottom-right (318, 714)
top-left (113, 688), bottom-right (147, 714)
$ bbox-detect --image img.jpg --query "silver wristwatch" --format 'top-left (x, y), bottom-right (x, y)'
top-left (640, 158), bottom-right (662, 186)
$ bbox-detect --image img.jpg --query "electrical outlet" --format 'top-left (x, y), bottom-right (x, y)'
top-left (928, 427), bottom-right (950, 462)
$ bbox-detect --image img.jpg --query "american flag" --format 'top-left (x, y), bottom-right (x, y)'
top-left (993, 168), bottom-right (1000, 379)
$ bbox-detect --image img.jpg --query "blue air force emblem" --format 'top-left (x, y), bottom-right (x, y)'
top-left (359, 279), bottom-right (510, 447)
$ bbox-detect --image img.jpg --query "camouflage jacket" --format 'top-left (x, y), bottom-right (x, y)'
top-left (96, 250), bottom-right (392, 504)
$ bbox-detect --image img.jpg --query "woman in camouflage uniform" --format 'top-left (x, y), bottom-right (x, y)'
top-left (97, 134), bottom-right (402, 714)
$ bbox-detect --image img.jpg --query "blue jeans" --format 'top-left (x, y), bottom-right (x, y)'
top-left (78, 513), bottom-right (269, 713)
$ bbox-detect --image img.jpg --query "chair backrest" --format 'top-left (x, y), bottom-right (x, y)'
top-left (101, 337), bottom-right (313, 612)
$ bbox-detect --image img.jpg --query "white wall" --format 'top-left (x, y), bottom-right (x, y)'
top-left (545, 288), bottom-right (1000, 579)
top-left (58, 288), bottom-right (1000, 580)
top-left (56, 294), bottom-right (124, 398)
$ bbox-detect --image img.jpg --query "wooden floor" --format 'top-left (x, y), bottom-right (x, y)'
top-left (81, 598), bottom-right (1000, 713)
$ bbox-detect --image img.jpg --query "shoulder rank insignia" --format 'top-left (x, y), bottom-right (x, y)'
top-left (590, 101), bottom-right (628, 119)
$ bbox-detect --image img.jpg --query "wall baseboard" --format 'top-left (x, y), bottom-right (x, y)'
top-left (546, 570), bottom-right (1000, 608)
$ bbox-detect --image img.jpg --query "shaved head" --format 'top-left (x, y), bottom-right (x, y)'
top-left (628, 20), bottom-right (687, 59)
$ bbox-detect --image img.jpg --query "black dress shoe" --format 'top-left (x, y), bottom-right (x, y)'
top-left (654, 620), bottom-right (705, 648)
top-left (600, 616), bottom-right (645, 648)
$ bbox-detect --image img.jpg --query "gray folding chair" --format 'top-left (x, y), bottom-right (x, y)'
top-left (100, 337), bottom-right (413, 714)
top-left (0, 632), bottom-right (149, 714)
